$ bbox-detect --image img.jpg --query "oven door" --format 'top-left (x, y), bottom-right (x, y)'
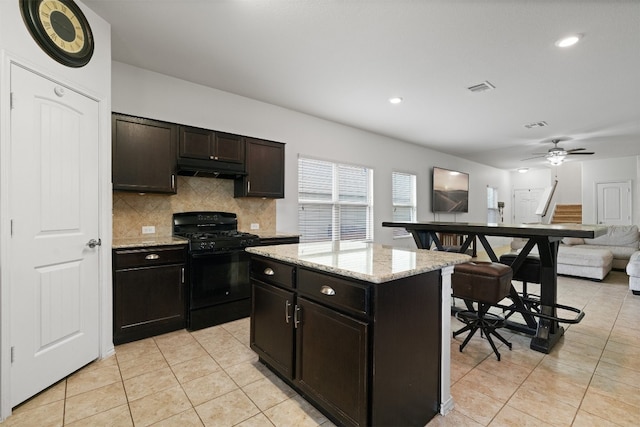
top-left (188, 250), bottom-right (250, 309)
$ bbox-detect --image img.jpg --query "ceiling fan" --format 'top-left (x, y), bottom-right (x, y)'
top-left (522, 138), bottom-right (595, 165)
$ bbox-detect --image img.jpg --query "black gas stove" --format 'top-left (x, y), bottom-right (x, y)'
top-left (173, 211), bottom-right (260, 330)
top-left (173, 212), bottom-right (260, 253)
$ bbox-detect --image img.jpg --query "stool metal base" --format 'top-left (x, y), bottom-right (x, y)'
top-left (454, 308), bottom-right (512, 361)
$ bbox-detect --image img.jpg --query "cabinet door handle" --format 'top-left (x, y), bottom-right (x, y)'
top-left (247, 181), bottom-right (251, 194)
top-left (181, 267), bottom-right (185, 284)
top-left (320, 285), bottom-right (336, 296)
top-left (145, 254), bottom-right (160, 260)
top-left (263, 267), bottom-right (275, 276)
top-left (285, 300), bottom-right (291, 323)
top-left (171, 174), bottom-right (175, 190)
top-left (294, 305), bottom-right (301, 329)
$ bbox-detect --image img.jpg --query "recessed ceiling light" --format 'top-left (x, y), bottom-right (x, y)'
top-left (517, 168), bottom-right (529, 174)
top-left (389, 97), bottom-right (403, 104)
top-left (555, 34), bottom-right (582, 48)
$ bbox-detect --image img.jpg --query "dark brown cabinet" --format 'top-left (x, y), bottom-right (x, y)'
top-left (251, 281), bottom-right (295, 378)
top-left (112, 113), bottom-right (177, 193)
top-left (235, 138), bottom-right (285, 198)
top-left (113, 245), bottom-right (187, 344)
top-left (250, 255), bottom-right (441, 427)
top-left (295, 297), bottom-right (368, 426)
top-left (178, 126), bottom-right (245, 163)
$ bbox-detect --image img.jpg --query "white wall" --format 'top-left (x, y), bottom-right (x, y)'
top-left (0, 0), bottom-right (112, 418)
top-left (554, 162), bottom-right (582, 205)
top-left (112, 62), bottom-right (511, 248)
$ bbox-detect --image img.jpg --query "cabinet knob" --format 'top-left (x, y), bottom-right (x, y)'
top-left (320, 285), bottom-right (336, 296)
top-left (264, 267), bottom-right (275, 276)
top-left (145, 254), bottom-right (160, 260)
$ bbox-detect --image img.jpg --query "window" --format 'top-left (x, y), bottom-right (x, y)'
top-left (298, 157), bottom-right (373, 243)
top-left (392, 172), bottom-right (416, 237)
top-left (487, 186), bottom-right (500, 224)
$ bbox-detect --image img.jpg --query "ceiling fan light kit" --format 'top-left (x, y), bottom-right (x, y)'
top-left (547, 152), bottom-right (567, 165)
top-left (520, 138), bottom-right (595, 165)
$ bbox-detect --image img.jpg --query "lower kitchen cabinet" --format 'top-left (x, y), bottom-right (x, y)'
top-left (250, 255), bottom-right (441, 427)
top-left (113, 245), bottom-right (187, 345)
top-left (251, 281), bottom-right (295, 377)
top-left (295, 297), bottom-right (368, 426)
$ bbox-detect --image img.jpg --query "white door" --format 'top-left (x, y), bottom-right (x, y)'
top-left (513, 188), bottom-right (543, 224)
top-left (9, 65), bottom-right (100, 406)
top-left (596, 181), bottom-right (632, 225)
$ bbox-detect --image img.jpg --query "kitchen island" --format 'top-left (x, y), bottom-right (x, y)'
top-left (246, 241), bottom-right (469, 427)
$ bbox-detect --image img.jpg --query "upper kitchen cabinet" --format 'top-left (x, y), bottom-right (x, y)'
top-left (235, 137), bottom-right (285, 198)
top-left (177, 126), bottom-right (246, 177)
top-left (112, 113), bottom-right (178, 193)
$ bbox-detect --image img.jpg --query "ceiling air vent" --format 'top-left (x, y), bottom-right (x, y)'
top-left (524, 121), bottom-right (548, 129)
top-left (467, 81), bottom-right (495, 93)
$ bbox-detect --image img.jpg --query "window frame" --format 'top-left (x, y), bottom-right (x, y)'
top-left (298, 156), bottom-right (374, 243)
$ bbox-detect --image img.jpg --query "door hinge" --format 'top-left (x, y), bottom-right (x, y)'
top-left (10, 92), bottom-right (14, 110)
top-left (10, 219), bottom-right (13, 236)
top-left (11, 346), bottom-right (15, 363)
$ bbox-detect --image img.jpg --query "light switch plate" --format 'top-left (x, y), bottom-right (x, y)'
top-left (250, 223), bottom-right (260, 230)
top-left (142, 226), bottom-right (156, 234)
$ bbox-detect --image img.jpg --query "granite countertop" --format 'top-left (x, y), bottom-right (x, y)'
top-left (246, 241), bottom-right (470, 284)
top-left (112, 236), bottom-right (189, 249)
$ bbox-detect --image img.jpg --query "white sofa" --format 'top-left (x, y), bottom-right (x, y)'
top-left (627, 251), bottom-right (640, 295)
top-left (512, 225), bottom-right (639, 281)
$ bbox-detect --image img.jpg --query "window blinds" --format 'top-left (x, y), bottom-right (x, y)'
top-left (298, 157), bottom-right (373, 243)
top-left (392, 172), bottom-right (416, 237)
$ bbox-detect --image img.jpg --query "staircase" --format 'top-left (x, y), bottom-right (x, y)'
top-left (551, 204), bottom-right (583, 224)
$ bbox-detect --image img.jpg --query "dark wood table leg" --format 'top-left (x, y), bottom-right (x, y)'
top-left (530, 238), bottom-right (564, 353)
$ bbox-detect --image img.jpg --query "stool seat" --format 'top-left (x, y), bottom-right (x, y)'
top-left (499, 253), bottom-right (542, 315)
top-left (499, 253), bottom-right (541, 284)
top-left (452, 261), bottom-right (513, 361)
top-left (452, 261), bottom-right (512, 304)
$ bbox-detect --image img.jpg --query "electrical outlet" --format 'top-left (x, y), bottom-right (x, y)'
top-left (250, 223), bottom-right (260, 230)
top-left (142, 226), bottom-right (156, 234)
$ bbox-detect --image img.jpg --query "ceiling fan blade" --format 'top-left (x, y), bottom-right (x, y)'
top-left (567, 151), bottom-right (595, 155)
top-left (566, 148), bottom-right (586, 153)
top-left (521, 154), bottom-right (546, 161)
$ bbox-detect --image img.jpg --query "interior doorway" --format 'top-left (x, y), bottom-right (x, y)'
top-left (513, 188), bottom-right (544, 224)
top-left (596, 181), bottom-right (632, 225)
top-left (8, 64), bottom-right (101, 407)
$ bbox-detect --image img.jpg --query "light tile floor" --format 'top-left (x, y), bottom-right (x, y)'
top-left (2, 270), bottom-right (639, 426)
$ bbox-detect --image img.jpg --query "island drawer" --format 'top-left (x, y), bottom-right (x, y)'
top-left (297, 268), bottom-right (368, 316)
top-left (114, 246), bottom-right (186, 269)
top-left (251, 257), bottom-right (296, 289)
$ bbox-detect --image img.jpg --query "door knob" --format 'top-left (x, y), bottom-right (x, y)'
top-left (87, 238), bottom-right (102, 248)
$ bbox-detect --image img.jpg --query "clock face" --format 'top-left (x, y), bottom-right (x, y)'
top-left (21, 0), bottom-right (94, 67)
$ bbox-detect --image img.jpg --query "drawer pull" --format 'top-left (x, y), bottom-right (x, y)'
top-left (264, 267), bottom-right (275, 276)
top-left (320, 285), bottom-right (336, 296)
top-left (145, 254), bottom-right (160, 260)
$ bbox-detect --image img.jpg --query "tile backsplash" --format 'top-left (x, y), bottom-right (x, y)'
top-left (113, 176), bottom-right (276, 238)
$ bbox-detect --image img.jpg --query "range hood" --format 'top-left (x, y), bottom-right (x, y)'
top-left (177, 157), bottom-right (247, 179)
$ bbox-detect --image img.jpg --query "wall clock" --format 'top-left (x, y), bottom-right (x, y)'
top-left (20, 0), bottom-right (94, 67)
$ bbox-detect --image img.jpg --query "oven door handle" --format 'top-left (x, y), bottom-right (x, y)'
top-left (189, 250), bottom-right (245, 259)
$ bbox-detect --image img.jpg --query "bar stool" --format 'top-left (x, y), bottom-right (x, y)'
top-left (499, 253), bottom-right (541, 316)
top-left (452, 261), bottom-right (513, 361)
